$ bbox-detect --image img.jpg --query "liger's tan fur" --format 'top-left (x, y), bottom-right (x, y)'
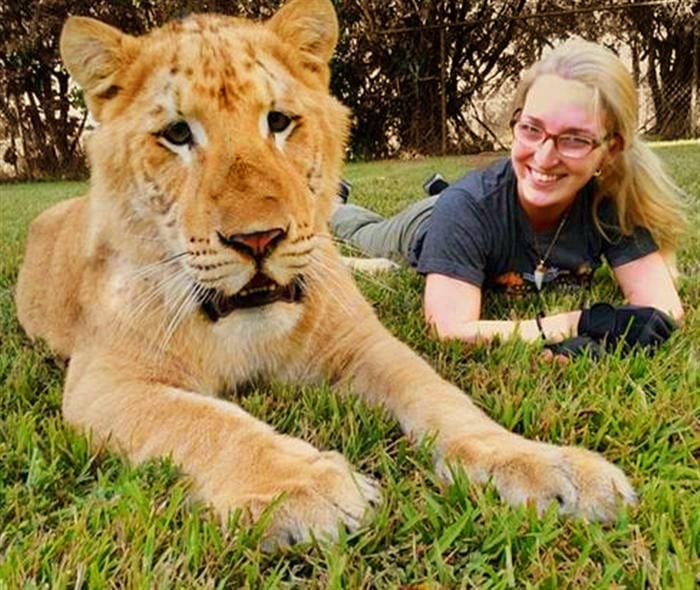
top-left (16, 0), bottom-right (635, 546)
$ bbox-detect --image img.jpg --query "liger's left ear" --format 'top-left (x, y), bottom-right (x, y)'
top-left (267, 0), bottom-right (338, 84)
top-left (60, 16), bottom-right (139, 121)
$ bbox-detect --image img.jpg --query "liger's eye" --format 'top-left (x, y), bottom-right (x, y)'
top-left (160, 121), bottom-right (193, 146)
top-left (267, 111), bottom-right (292, 133)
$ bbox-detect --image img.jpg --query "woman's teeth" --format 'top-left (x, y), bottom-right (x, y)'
top-left (530, 169), bottom-right (560, 183)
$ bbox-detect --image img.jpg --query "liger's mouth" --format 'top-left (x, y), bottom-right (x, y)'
top-left (199, 273), bottom-right (305, 321)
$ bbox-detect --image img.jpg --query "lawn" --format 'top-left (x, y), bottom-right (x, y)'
top-left (0, 145), bottom-right (698, 588)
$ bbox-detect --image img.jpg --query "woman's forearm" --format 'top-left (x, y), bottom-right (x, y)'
top-left (433, 310), bottom-right (582, 344)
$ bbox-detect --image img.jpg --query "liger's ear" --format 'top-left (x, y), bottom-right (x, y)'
top-left (60, 17), bottom-right (138, 105)
top-left (267, 0), bottom-right (339, 77)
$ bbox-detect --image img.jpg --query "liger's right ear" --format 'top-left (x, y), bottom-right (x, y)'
top-left (60, 17), bottom-right (138, 113)
top-left (266, 0), bottom-right (338, 88)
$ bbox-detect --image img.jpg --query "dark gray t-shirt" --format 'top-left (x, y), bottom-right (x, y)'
top-left (415, 158), bottom-right (658, 293)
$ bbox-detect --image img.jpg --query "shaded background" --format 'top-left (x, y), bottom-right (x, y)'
top-left (1, 0), bottom-right (698, 180)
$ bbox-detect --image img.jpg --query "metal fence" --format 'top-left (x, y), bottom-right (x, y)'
top-left (1, 1), bottom-right (698, 179)
top-left (368, 2), bottom-right (700, 157)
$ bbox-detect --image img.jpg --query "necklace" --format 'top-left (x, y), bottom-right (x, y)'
top-left (532, 212), bottom-right (570, 290)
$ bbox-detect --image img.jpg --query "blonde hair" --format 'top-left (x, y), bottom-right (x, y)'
top-left (510, 38), bottom-right (687, 252)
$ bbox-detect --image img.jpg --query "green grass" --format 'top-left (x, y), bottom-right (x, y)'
top-left (1, 145), bottom-right (699, 588)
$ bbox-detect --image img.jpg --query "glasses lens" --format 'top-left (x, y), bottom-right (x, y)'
top-left (514, 122), bottom-right (543, 145)
top-left (514, 122), bottom-right (597, 159)
top-left (557, 135), bottom-right (595, 159)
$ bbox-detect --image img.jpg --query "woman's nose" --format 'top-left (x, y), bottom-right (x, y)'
top-left (533, 137), bottom-right (560, 167)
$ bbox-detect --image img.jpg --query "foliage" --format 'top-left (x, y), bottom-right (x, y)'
top-left (0, 0), bottom-right (82, 180)
top-left (332, 1), bottom-right (539, 159)
top-left (1, 144), bottom-right (699, 587)
top-left (513, 0), bottom-right (700, 139)
top-left (0, 1), bottom-right (699, 178)
top-left (0, 0), bottom-right (279, 181)
top-left (618, 1), bottom-right (700, 138)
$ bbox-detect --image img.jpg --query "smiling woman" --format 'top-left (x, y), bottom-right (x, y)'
top-left (332, 39), bottom-right (688, 358)
top-left (510, 74), bottom-right (616, 227)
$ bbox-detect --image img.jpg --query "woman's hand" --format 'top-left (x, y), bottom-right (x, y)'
top-left (577, 303), bottom-right (677, 352)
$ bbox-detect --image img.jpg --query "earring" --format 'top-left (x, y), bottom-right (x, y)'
top-left (593, 168), bottom-right (602, 177)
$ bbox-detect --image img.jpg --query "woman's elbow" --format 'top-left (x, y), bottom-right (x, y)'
top-left (670, 303), bottom-right (684, 325)
top-left (658, 295), bottom-right (684, 325)
top-left (424, 312), bottom-right (477, 343)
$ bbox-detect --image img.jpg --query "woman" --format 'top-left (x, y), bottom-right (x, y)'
top-left (332, 39), bottom-right (686, 355)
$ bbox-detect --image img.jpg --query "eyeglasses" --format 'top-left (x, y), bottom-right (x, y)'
top-left (512, 119), bottom-right (609, 159)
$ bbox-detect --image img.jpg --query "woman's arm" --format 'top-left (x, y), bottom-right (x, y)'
top-left (423, 273), bottom-right (579, 343)
top-left (612, 251), bottom-right (683, 322)
top-left (424, 251), bottom-right (682, 346)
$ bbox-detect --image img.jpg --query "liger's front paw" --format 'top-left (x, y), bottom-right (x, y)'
top-left (438, 438), bottom-right (636, 522)
top-left (231, 446), bottom-right (381, 549)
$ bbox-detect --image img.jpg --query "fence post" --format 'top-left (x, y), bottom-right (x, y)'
top-left (440, 26), bottom-right (447, 155)
top-left (692, 20), bottom-right (699, 137)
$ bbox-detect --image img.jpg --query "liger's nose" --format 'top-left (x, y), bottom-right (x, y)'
top-left (218, 227), bottom-right (286, 260)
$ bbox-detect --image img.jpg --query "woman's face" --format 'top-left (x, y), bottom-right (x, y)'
top-left (511, 74), bottom-right (614, 220)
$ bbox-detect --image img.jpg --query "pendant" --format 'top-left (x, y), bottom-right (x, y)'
top-left (534, 262), bottom-right (546, 291)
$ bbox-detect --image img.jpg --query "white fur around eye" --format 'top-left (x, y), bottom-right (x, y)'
top-left (258, 112), bottom-right (268, 141)
top-left (259, 112), bottom-right (296, 152)
top-left (273, 121), bottom-right (295, 151)
top-left (188, 120), bottom-right (208, 148)
top-left (158, 119), bottom-right (207, 164)
top-left (158, 138), bottom-right (193, 164)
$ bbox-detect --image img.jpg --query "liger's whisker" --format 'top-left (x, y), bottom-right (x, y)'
top-left (122, 251), bottom-right (190, 283)
top-left (160, 285), bottom-right (196, 354)
top-left (304, 253), bottom-right (360, 317)
top-left (113, 268), bottom-right (187, 346)
top-left (316, 233), bottom-right (366, 254)
top-left (156, 275), bottom-right (195, 355)
top-left (314, 248), bottom-right (394, 306)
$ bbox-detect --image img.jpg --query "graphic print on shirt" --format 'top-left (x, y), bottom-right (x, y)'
top-left (489, 262), bottom-right (594, 295)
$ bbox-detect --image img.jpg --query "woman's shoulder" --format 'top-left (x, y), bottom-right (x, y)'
top-left (584, 189), bottom-right (657, 251)
top-left (449, 157), bottom-right (515, 206)
top-left (591, 191), bottom-right (623, 229)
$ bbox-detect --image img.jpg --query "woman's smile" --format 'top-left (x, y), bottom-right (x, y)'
top-left (525, 165), bottom-right (566, 188)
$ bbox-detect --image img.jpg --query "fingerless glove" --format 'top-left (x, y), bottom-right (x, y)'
top-left (577, 303), bottom-right (677, 353)
top-left (545, 336), bottom-right (605, 359)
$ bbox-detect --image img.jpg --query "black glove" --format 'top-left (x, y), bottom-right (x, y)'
top-left (545, 336), bottom-right (605, 359)
top-left (578, 303), bottom-right (677, 353)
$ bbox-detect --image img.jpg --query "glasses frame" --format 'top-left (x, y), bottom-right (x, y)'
top-left (510, 109), bottom-right (610, 160)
